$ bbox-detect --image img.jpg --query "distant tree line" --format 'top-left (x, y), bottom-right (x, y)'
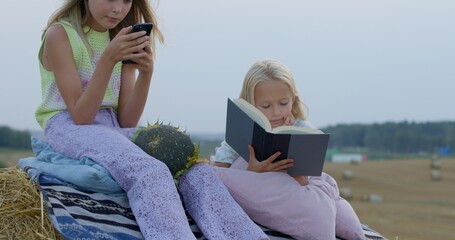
top-left (322, 121), bottom-right (455, 155)
top-left (2, 121), bottom-right (454, 155)
top-left (0, 126), bottom-right (31, 150)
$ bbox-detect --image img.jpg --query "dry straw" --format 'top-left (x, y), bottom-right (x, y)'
top-left (0, 166), bottom-right (62, 239)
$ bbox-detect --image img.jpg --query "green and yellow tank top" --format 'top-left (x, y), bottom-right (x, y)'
top-left (35, 20), bottom-right (122, 128)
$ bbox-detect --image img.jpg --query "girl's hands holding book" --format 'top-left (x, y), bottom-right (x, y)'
top-left (246, 145), bottom-right (294, 173)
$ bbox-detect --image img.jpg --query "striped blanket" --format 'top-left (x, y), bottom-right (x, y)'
top-left (25, 168), bottom-right (385, 240)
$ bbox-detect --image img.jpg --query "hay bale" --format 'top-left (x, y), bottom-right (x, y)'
top-left (342, 169), bottom-right (354, 180)
top-left (430, 159), bottom-right (441, 170)
top-left (431, 154), bottom-right (439, 161)
top-left (0, 166), bottom-right (62, 239)
top-left (362, 194), bottom-right (383, 203)
top-left (431, 170), bottom-right (442, 181)
top-left (339, 187), bottom-right (353, 200)
top-left (350, 159), bottom-right (360, 165)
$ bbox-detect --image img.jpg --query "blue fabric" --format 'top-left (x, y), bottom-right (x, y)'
top-left (18, 137), bottom-right (124, 196)
top-left (29, 169), bottom-right (143, 240)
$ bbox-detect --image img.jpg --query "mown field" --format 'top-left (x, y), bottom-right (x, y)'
top-left (1, 149), bottom-right (454, 240)
top-left (323, 158), bottom-right (455, 240)
top-left (0, 148), bottom-right (33, 168)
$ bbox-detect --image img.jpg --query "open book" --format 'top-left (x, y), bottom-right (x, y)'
top-left (225, 98), bottom-right (330, 176)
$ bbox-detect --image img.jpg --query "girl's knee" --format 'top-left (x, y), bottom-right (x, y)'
top-left (291, 205), bottom-right (336, 240)
top-left (319, 172), bottom-right (339, 188)
top-left (335, 199), bottom-right (365, 240)
top-left (183, 162), bottom-right (212, 176)
top-left (150, 158), bottom-right (170, 171)
top-left (275, 188), bottom-right (337, 239)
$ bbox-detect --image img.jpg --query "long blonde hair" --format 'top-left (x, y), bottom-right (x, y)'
top-left (239, 59), bottom-right (308, 120)
top-left (43, 0), bottom-right (164, 59)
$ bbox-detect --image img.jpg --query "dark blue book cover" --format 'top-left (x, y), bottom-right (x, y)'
top-left (225, 98), bottom-right (329, 176)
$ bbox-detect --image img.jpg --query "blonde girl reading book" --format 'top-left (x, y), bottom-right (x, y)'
top-left (36, 0), bottom-right (268, 239)
top-left (212, 59), bottom-right (365, 240)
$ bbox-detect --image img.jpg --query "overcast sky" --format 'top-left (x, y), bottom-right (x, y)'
top-left (1, 0), bottom-right (454, 134)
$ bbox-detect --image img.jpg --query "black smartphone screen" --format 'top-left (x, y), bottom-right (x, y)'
top-left (122, 23), bottom-right (153, 64)
top-left (132, 23), bottom-right (153, 36)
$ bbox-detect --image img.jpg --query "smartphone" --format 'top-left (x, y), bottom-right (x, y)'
top-left (122, 23), bottom-right (153, 64)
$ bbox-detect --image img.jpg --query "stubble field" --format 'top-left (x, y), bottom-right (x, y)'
top-left (0, 149), bottom-right (33, 168)
top-left (323, 158), bottom-right (455, 240)
top-left (1, 150), bottom-right (454, 240)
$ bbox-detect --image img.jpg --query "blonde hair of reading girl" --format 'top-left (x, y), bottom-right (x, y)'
top-left (212, 59), bottom-right (365, 240)
top-left (240, 58), bottom-right (309, 185)
top-left (36, 0), bottom-right (268, 239)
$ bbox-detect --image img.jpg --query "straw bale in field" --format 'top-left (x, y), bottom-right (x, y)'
top-left (0, 166), bottom-right (62, 239)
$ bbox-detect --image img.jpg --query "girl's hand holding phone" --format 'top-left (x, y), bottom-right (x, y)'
top-left (103, 27), bottom-right (149, 65)
top-left (122, 23), bottom-right (153, 65)
top-left (103, 24), bottom-right (153, 66)
top-left (133, 45), bottom-right (154, 76)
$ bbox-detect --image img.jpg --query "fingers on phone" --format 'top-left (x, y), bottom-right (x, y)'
top-left (119, 26), bottom-right (132, 35)
top-left (132, 41), bottom-right (149, 53)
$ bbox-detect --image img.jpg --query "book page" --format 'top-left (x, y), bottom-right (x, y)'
top-left (233, 98), bottom-right (272, 131)
top-left (271, 125), bottom-right (324, 134)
